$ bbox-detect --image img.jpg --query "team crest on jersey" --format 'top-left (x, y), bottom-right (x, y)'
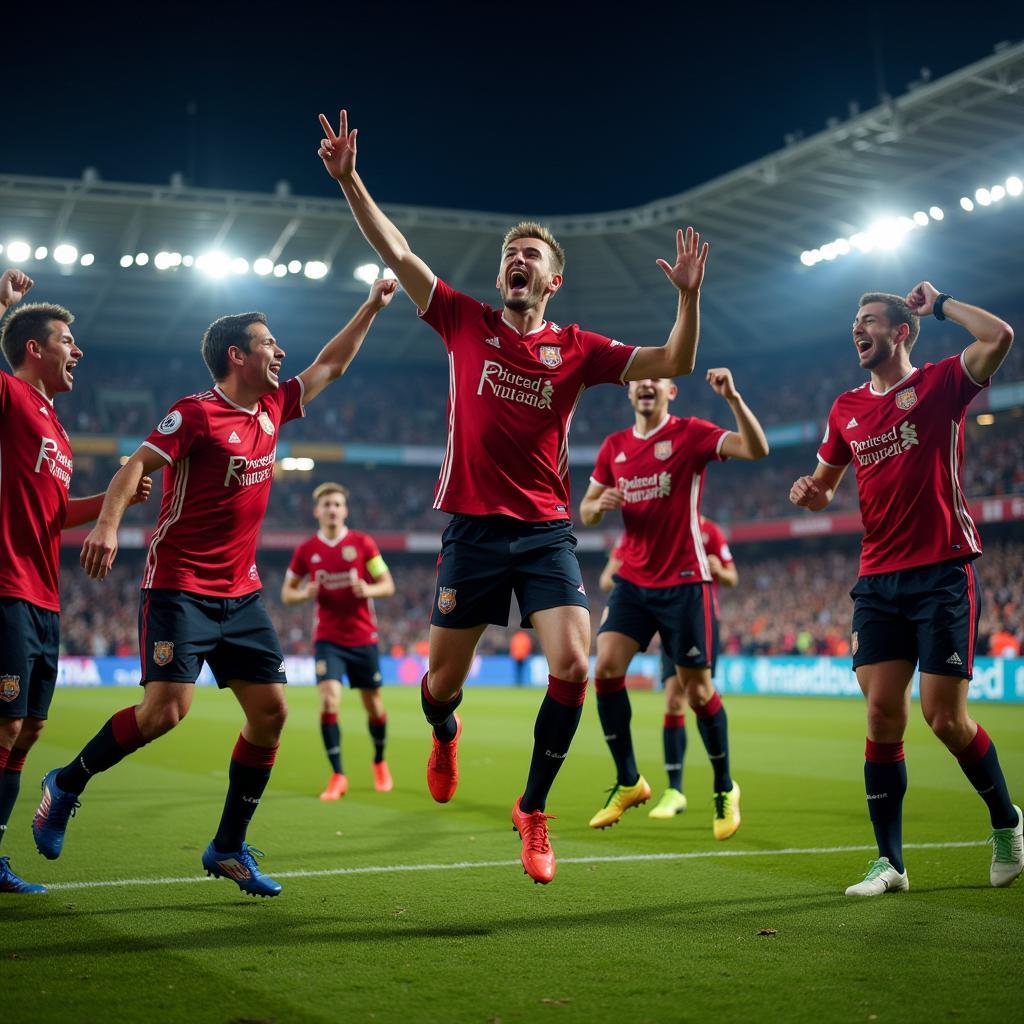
top-left (0, 675), bottom-right (20, 702)
top-left (342, 545), bottom-right (358, 562)
top-left (258, 412), bottom-right (275, 436)
top-left (851, 632), bottom-right (859, 656)
top-left (437, 587), bottom-right (457, 614)
top-left (157, 410), bottom-right (182, 435)
top-left (654, 440), bottom-right (673, 461)
top-left (538, 345), bottom-right (562, 368)
top-left (153, 641), bottom-right (174, 667)
top-left (895, 386), bottom-right (918, 410)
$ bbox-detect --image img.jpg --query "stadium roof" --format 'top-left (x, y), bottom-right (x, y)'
top-left (2, 40), bottom-right (1023, 364)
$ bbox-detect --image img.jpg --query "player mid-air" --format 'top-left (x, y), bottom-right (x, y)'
top-left (790, 284), bottom-right (1022, 895)
top-left (581, 371), bottom-right (767, 837)
top-left (318, 107), bottom-right (709, 883)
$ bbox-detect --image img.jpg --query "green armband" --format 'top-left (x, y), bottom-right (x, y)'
top-left (366, 555), bottom-right (388, 578)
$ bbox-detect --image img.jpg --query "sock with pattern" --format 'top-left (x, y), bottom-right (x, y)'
top-left (956, 725), bottom-right (1018, 829)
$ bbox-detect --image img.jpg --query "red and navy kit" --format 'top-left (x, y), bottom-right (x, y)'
top-left (420, 277), bottom-right (638, 522)
top-left (141, 380), bottom-right (305, 596)
top-left (0, 371), bottom-right (73, 612)
top-left (592, 415), bottom-right (729, 588)
top-left (817, 353), bottom-right (986, 577)
top-left (286, 530), bottom-right (382, 648)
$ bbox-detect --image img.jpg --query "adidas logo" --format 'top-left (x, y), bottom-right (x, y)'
top-left (228, 431), bottom-right (241, 444)
top-left (846, 417), bottom-right (858, 429)
top-left (484, 336), bottom-right (501, 348)
top-left (278, 661), bottom-right (286, 672)
top-left (577, 583), bottom-right (586, 594)
top-left (310, 554), bottom-right (322, 563)
top-left (686, 646), bottom-right (701, 658)
top-left (39, 406), bottom-right (48, 416)
top-left (946, 652), bottom-right (963, 666)
top-left (614, 452), bottom-right (627, 463)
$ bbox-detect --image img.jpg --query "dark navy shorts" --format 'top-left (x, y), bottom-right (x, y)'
top-left (139, 589), bottom-right (287, 687)
top-left (660, 650), bottom-right (677, 685)
top-left (314, 641), bottom-right (382, 689)
top-left (850, 559), bottom-right (981, 679)
top-left (600, 579), bottom-right (718, 671)
top-left (431, 515), bottom-right (588, 629)
top-left (0, 597), bottom-right (60, 720)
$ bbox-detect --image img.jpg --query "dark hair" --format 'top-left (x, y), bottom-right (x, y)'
top-left (0, 302), bottom-right (74, 370)
top-left (200, 312), bottom-right (267, 380)
top-left (859, 292), bottom-right (921, 352)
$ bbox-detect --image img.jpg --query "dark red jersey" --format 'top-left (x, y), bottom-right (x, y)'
top-left (141, 379), bottom-right (304, 596)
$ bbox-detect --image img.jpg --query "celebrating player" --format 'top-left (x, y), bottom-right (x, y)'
top-left (790, 285), bottom-right (1022, 895)
top-left (32, 278), bottom-right (396, 898)
top-left (0, 270), bottom-right (149, 895)
top-left (318, 108), bottom-right (708, 884)
top-left (282, 482), bottom-right (396, 798)
top-left (581, 371), bottom-right (767, 836)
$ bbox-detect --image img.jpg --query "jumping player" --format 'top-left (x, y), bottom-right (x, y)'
top-left (32, 278), bottom-right (396, 897)
top-left (282, 482), bottom-right (396, 798)
top-left (0, 269), bottom-right (149, 894)
top-left (581, 371), bottom-right (767, 837)
top-left (790, 284), bottom-right (1022, 895)
top-left (318, 108), bottom-right (708, 883)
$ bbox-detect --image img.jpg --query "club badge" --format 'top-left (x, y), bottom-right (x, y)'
top-left (437, 587), bottom-right (457, 614)
top-left (153, 641), bottom-right (175, 666)
top-left (0, 675), bottom-right (20, 702)
top-left (895, 387), bottom-right (918, 411)
top-left (342, 545), bottom-right (357, 562)
top-left (258, 412), bottom-right (275, 435)
top-left (538, 345), bottom-right (562, 369)
top-left (654, 440), bottom-right (673, 461)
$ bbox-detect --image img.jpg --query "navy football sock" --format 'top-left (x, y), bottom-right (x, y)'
top-left (521, 676), bottom-right (587, 813)
top-left (420, 675), bottom-right (462, 742)
top-left (213, 735), bottom-right (277, 853)
top-left (57, 707), bottom-right (147, 795)
top-left (694, 692), bottom-right (732, 793)
top-left (864, 739), bottom-right (907, 873)
top-left (663, 714), bottom-right (686, 792)
top-left (368, 715), bottom-right (387, 764)
top-left (594, 678), bottom-right (639, 786)
top-left (320, 713), bottom-right (342, 773)
top-left (956, 725), bottom-right (1018, 829)
top-left (0, 747), bottom-right (26, 848)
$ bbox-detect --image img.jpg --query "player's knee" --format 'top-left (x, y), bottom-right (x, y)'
top-left (665, 692), bottom-right (686, 715)
top-left (0, 717), bottom-right (24, 746)
top-left (866, 703), bottom-right (904, 740)
top-left (924, 708), bottom-right (963, 745)
top-left (17, 718), bottom-right (45, 747)
top-left (256, 698), bottom-right (288, 738)
top-left (550, 654), bottom-right (589, 684)
top-left (145, 703), bottom-right (187, 738)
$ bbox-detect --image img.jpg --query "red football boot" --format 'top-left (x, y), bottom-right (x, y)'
top-left (512, 796), bottom-right (556, 884)
top-left (426, 714), bottom-right (462, 803)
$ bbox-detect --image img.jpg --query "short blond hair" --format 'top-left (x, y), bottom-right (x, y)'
top-left (502, 222), bottom-right (565, 275)
top-left (313, 482), bottom-right (348, 503)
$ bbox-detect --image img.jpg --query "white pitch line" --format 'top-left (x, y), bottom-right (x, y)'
top-left (42, 840), bottom-right (987, 892)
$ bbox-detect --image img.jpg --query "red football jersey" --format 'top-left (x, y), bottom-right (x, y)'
top-left (818, 353), bottom-right (986, 576)
top-left (420, 277), bottom-right (638, 521)
top-left (592, 415), bottom-right (729, 588)
top-left (0, 372), bottom-right (73, 611)
top-left (141, 380), bottom-right (305, 596)
top-left (286, 529), bottom-right (383, 647)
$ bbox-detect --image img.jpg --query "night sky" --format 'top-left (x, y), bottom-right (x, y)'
top-left (6, 3), bottom-right (1023, 214)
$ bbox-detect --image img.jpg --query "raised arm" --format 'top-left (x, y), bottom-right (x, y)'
top-left (905, 281), bottom-right (1014, 384)
top-left (80, 446), bottom-right (168, 579)
top-left (0, 268), bottom-right (34, 317)
top-left (318, 110), bottom-right (435, 311)
top-left (708, 368), bottom-right (770, 461)
top-left (298, 278), bottom-right (396, 404)
top-left (625, 227), bottom-right (708, 380)
top-left (789, 461), bottom-right (847, 513)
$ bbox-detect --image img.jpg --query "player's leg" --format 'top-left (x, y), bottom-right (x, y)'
top-left (649, 665), bottom-right (688, 819)
top-left (0, 716), bottom-right (46, 894)
top-left (357, 676), bottom-right (392, 792)
top-left (315, 642), bottom-right (347, 799)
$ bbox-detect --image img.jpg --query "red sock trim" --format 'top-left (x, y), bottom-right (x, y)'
top-left (369, 714), bottom-right (387, 727)
top-left (956, 725), bottom-right (991, 765)
top-left (693, 691), bottom-right (722, 720)
top-left (594, 676), bottom-right (626, 695)
top-left (865, 738), bottom-right (905, 763)
top-left (0, 746), bottom-right (9, 772)
top-left (421, 674), bottom-right (459, 709)
top-left (664, 714), bottom-right (685, 729)
top-left (6, 748), bottom-right (27, 773)
top-left (111, 707), bottom-right (146, 751)
top-left (547, 675), bottom-right (587, 708)
top-left (321, 712), bottom-right (338, 726)
top-left (232, 734), bottom-right (279, 770)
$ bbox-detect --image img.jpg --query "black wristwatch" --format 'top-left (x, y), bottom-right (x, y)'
top-left (933, 293), bottom-right (952, 320)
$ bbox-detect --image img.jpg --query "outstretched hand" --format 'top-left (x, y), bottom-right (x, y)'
top-left (906, 280), bottom-right (940, 317)
top-left (0, 268), bottom-right (34, 309)
top-left (318, 109), bottom-right (357, 182)
top-left (369, 277), bottom-right (398, 311)
top-left (656, 227), bottom-right (708, 294)
top-left (706, 367), bottom-right (739, 400)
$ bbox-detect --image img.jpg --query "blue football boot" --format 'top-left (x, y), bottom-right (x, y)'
top-left (201, 841), bottom-right (282, 897)
top-left (33, 768), bottom-right (81, 860)
top-left (0, 856), bottom-right (46, 893)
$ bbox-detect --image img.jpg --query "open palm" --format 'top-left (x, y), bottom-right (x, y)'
top-left (656, 227), bottom-right (709, 293)
top-left (318, 109), bottom-right (358, 182)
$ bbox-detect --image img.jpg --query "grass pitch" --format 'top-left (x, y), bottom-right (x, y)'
top-left (3, 686), bottom-right (1022, 1024)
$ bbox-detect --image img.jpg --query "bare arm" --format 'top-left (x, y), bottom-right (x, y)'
top-left (66, 476), bottom-right (152, 529)
top-left (789, 461), bottom-right (847, 513)
top-left (318, 110), bottom-right (435, 311)
top-left (906, 281), bottom-right (1014, 384)
top-left (708, 554), bottom-right (739, 587)
top-left (708, 369), bottom-right (770, 461)
top-left (281, 571), bottom-right (318, 606)
top-left (298, 278), bottom-right (397, 404)
top-left (352, 567), bottom-right (395, 600)
top-left (580, 479), bottom-right (625, 527)
top-left (599, 552), bottom-right (622, 593)
top-left (80, 446), bottom-right (168, 579)
top-left (625, 228), bottom-right (708, 380)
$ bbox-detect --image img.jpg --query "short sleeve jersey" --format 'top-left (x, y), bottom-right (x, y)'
top-left (700, 516), bottom-right (734, 607)
top-left (817, 353), bottom-right (987, 576)
top-left (141, 379), bottom-right (305, 596)
top-left (592, 415), bottom-right (729, 588)
top-left (286, 529), bottom-right (383, 647)
top-left (0, 372), bottom-right (73, 611)
top-left (420, 277), bottom-right (638, 521)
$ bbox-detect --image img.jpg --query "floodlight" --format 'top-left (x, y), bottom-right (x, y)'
top-left (280, 457), bottom-right (315, 471)
top-left (182, 254), bottom-right (194, 267)
top-left (287, 260), bottom-right (302, 274)
top-left (6, 241), bottom-right (30, 262)
top-left (382, 268), bottom-right (397, 281)
top-left (119, 254), bottom-right (134, 268)
top-left (135, 252), bottom-right (150, 266)
top-left (354, 262), bottom-right (380, 283)
top-left (273, 264), bottom-right (287, 278)
top-left (195, 251), bottom-right (230, 277)
top-left (80, 253), bottom-right (95, 267)
top-left (1006, 176), bottom-right (1022, 197)
top-left (54, 244), bottom-right (78, 266)
top-left (253, 257), bottom-right (274, 276)
top-left (849, 233), bottom-right (872, 252)
top-left (833, 238), bottom-right (850, 256)
top-left (928, 206), bottom-right (944, 220)
top-left (231, 257), bottom-right (249, 275)
top-left (960, 197), bottom-right (974, 212)
top-left (975, 188), bottom-right (991, 207)
top-left (35, 246), bottom-right (49, 260)
top-left (912, 211), bottom-right (929, 227)
top-left (990, 184), bottom-right (1006, 202)
top-left (304, 261), bottom-right (328, 280)
top-left (976, 414), bottom-right (995, 426)
top-left (867, 219), bottom-right (903, 250)
top-left (154, 251), bottom-right (176, 270)
top-left (799, 251), bottom-right (816, 266)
